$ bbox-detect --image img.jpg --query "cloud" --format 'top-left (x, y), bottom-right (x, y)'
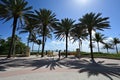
top-left (92, 37), bottom-right (118, 53)
top-left (44, 38), bottom-right (90, 52)
top-left (92, 30), bottom-right (96, 37)
top-left (51, 40), bottom-right (65, 45)
top-left (30, 36), bottom-right (117, 53)
top-left (103, 37), bottom-right (113, 43)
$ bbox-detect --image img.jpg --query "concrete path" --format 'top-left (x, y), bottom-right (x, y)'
top-left (0, 56), bottom-right (120, 80)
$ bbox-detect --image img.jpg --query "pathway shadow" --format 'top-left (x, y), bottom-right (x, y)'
top-left (45, 59), bottom-right (62, 70)
top-left (0, 58), bottom-right (28, 71)
top-left (0, 66), bottom-right (6, 71)
top-left (31, 58), bottom-right (62, 70)
top-left (0, 58), bottom-right (63, 71)
top-left (61, 59), bottom-right (120, 80)
top-left (0, 57), bottom-right (120, 80)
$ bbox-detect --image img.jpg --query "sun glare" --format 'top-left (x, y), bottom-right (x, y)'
top-left (74, 0), bottom-right (89, 5)
top-left (81, 0), bottom-right (88, 4)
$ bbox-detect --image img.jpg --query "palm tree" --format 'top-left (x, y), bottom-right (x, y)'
top-left (19, 27), bottom-right (32, 47)
top-left (0, 0), bottom-right (32, 58)
top-left (12, 35), bottom-right (21, 56)
top-left (54, 18), bottom-right (75, 58)
top-left (70, 24), bottom-right (88, 53)
top-left (103, 43), bottom-right (113, 53)
top-left (37, 27), bottom-right (52, 55)
top-left (89, 43), bottom-right (96, 51)
top-left (34, 9), bottom-right (58, 57)
top-left (19, 17), bottom-right (37, 47)
top-left (79, 12), bottom-right (110, 61)
top-left (93, 32), bottom-right (106, 53)
top-left (29, 34), bottom-right (37, 52)
top-left (111, 38), bottom-right (120, 54)
top-left (35, 39), bottom-right (42, 53)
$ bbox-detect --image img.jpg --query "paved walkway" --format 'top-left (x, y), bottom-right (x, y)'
top-left (0, 56), bottom-right (120, 80)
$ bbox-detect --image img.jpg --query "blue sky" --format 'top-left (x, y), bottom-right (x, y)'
top-left (0, 0), bottom-right (120, 52)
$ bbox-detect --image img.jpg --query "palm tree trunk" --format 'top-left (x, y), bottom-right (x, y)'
top-left (97, 42), bottom-right (100, 53)
top-left (8, 17), bottom-right (18, 58)
top-left (89, 31), bottom-right (94, 60)
top-left (27, 39), bottom-right (29, 47)
top-left (27, 33), bottom-right (30, 47)
top-left (12, 41), bottom-right (16, 57)
top-left (41, 25), bottom-right (46, 57)
top-left (41, 36), bottom-right (45, 57)
top-left (65, 34), bottom-right (68, 58)
top-left (107, 48), bottom-right (109, 53)
top-left (32, 42), bottom-right (34, 52)
top-left (115, 44), bottom-right (118, 54)
top-left (38, 45), bottom-right (40, 53)
top-left (79, 39), bottom-right (81, 52)
top-left (78, 39), bottom-right (81, 57)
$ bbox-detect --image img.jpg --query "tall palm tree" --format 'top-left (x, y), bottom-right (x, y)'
top-left (93, 32), bottom-right (106, 53)
top-left (54, 18), bottom-right (75, 58)
top-left (70, 24), bottom-right (88, 53)
top-left (37, 27), bottom-right (52, 55)
top-left (12, 35), bottom-right (21, 56)
top-left (29, 34), bottom-right (37, 52)
top-left (35, 39), bottom-right (42, 53)
top-left (34, 9), bottom-right (58, 57)
top-left (79, 12), bottom-right (110, 61)
top-left (0, 0), bottom-right (32, 58)
top-left (20, 27), bottom-right (35, 48)
top-left (111, 38), bottom-right (120, 54)
top-left (19, 17), bottom-right (37, 47)
top-left (103, 43), bottom-right (113, 53)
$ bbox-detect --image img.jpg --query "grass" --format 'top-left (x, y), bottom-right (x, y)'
top-left (77, 52), bottom-right (120, 60)
top-left (92, 52), bottom-right (120, 59)
top-left (60, 51), bottom-right (120, 59)
top-left (0, 51), bottom-right (120, 59)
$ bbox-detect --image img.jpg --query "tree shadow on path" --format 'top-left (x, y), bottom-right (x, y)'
top-left (61, 59), bottom-right (120, 80)
top-left (32, 58), bottom-right (62, 70)
top-left (0, 58), bottom-right (63, 71)
top-left (0, 57), bottom-right (120, 80)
